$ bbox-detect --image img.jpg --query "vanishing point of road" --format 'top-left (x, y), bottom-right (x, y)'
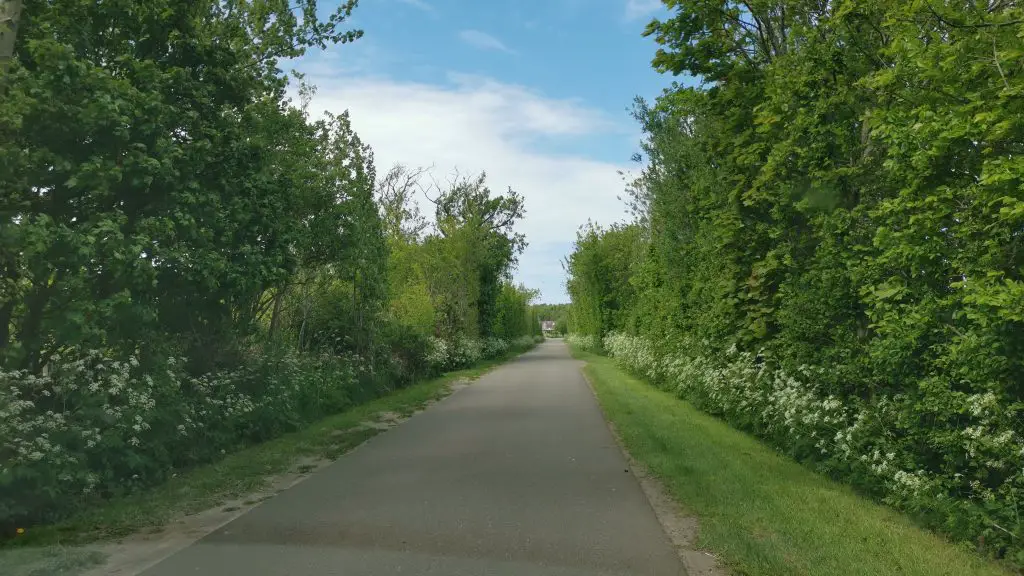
top-left (142, 341), bottom-right (685, 575)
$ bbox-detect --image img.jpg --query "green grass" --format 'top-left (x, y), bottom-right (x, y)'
top-left (573, 348), bottom-right (1010, 576)
top-left (0, 547), bottom-right (106, 576)
top-left (6, 352), bottom-right (524, 551)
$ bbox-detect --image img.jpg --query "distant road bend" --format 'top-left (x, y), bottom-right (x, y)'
top-left (142, 340), bottom-right (685, 575)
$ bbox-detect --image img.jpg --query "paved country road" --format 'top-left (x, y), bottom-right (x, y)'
top-left (142, 341), bottom-right (685, 575)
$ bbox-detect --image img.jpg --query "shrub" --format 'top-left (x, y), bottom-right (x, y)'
top-left (565, 334), bottom-right (600, 353)
top-left (1, 331), bottom-right (542, 532)
top-left (482, 337), bottom-right (511, 359)
top-left (602, 332), bottom-right (1024, 563)
top-left (0, 347), bottom-right (360, 531)
top-left (424, 334), bottom-right (540, 374)
top-left (511, 335), bottom-right (535, 350)
top-left (449, 336), bottom-right (484, 369)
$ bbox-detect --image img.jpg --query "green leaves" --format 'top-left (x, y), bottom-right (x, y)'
top-left (0, 0), bottom-right (549, 536)
top-left (568, 0), bottom-right (1024, 564)
top-left (0, 0), bottom-right (367, 368)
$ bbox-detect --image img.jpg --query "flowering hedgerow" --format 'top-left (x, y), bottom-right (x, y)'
top-left (425, 335), bottom-right (538, 374)
top-left (0, 347), bottom-right (368, 530)
top-left (482, 337), bottom-right (511, 359)
top-left (426, 336), bottom-right (483, 372)
top-left (601, 332), bottom-right (1024, 563)
top-left (1, 334), bottom-right (541, 531)
top-left (565, 334), bottom-right (600, 352)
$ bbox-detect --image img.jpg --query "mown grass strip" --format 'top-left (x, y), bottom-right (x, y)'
top-left (573, 348), bottom-right (1009, 576)
top-left (5, 351), bottom-right (525, 553)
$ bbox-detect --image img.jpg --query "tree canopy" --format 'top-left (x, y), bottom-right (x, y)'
top-left (0, 0), bottom-right (542, 533)
top-left (568, 0), bottom-right (1024, 565)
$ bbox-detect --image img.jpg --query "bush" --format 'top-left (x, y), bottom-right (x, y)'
top-left (373, 325), bottom-right (434, 388)
top-left (602, 332), bottom-right (1024, 563)
top-left (565, 334), bottom-right (600, 353)
top-left (0, 347), bottom-right (362, 532)
top-left (482, 337), bottom-right (511, 359)
top-left (449, 336), bottom-right (484, 369)
top-left (1, 330), bottom-right (542, 533)
top-left (425, 334), bottom-right (539, 374)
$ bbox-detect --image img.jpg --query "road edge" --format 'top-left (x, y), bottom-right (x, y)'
top-left (68, 348), bottom-right (536, 576)
top-left (574, 355), bottom-right (728, 576)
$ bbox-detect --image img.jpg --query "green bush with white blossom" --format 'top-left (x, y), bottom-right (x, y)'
top-left (564, 0), bottom-right (1024, 565)
top-left (582, 328), bottom-right (1024, 563)
top-left (1, 333), bottom-right (538, 529)
top-left (602, 332), bottom-right (1022, 522)
top-left (0, 348), bottom-right (361, 526)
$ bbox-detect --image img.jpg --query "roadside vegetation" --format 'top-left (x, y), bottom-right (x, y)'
top-left (7, 353), bottom-right (524, 548)
top-left (0, 0), bottom-right (542, 541)
top-left (566, 0), bottom-right (1024, 569)
top-left (574, 347), bottom-right (1008, 576)
top-left (0, 353), bottom-right (531, 575)
top-left (532, 303), bottom-right (570, 336)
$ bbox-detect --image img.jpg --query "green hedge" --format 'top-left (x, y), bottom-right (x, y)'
top-left (0, 335), bottom-right (532, 533)
top-left (599, 333), bottom-right (1024, 567)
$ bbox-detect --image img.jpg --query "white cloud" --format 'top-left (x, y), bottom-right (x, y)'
top-left (624, 0), bottom-right (662, 21)
top-left (305, 72), bottom-right (634, 302)
top-left (396, 0), bottom-right (434, 11)
top-left (458, 30), bottom-right (516, 54)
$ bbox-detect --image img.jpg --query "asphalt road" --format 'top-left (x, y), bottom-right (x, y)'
top-left (141, 341), bottom-right (685, 575)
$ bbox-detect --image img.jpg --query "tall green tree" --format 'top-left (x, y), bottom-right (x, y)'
top-left (570, 0), bottom-right (1024, 563)
top-left (0, 0), bottom-right (21, 72)
top-left (0, 0), bottom-right (361, 371)
top-left (429, 172), bottom-right (527, 338)
top-left (492, 283), bottom-right (539, 341)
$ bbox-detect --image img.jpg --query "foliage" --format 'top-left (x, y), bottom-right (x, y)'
top-left (567, 0), bottom-right (1024, 565)
top-left (0, 0), bottom-right (363, 373)
top-left (564, 223), bottom-right (644, 338)
top-left (577, 348), bottom-right (1008, 576)
top-left (0, 0), bottom-right (541, 535)
top-left (492, 283), bottom-right (540, 341)
top-left (0, 346), bottom-right (364, 527)
top-left (532, 302), bottom-right (569, 334)
top-left (427, 172), bottom-right (528, 339)
top-left (564, 334), bottom-right (600, 353)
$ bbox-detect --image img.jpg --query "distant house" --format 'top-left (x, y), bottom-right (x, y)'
top-left (541, 320), bottom-right (556, 332)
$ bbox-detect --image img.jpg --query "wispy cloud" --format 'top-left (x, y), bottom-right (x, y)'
top-left (303, 73), bottom-right (633, 301)
top-left (396, 0), bottom-right (434, 11)
top-left (458, 30), bottom-right (516, 54)
top-left (624, 0), bottom-right (662, 21)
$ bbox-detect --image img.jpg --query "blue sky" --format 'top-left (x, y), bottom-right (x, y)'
top-left (297, 0), bottom-right (680, 302)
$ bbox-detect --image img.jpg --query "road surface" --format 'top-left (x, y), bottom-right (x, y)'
top-left (142, 340), bottom-right (685, 575)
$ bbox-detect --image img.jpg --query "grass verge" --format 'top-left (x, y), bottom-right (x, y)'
top-left (572, 348), bottom-right (1009, 576)
top-left (2, 350), bottom-right (527, 565)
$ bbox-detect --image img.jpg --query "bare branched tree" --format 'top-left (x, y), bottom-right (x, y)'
top-left (376, 163), bottom-right (430, 242)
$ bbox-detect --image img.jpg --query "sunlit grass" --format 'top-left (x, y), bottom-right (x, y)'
top-left (573, 348), bottom-right (1010, 576)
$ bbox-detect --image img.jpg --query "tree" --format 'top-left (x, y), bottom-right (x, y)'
top-left (0, 0), bottom-right (21, 72)
top-left (492, 283), bottom-right (539, 341)
top-left (432, 172), bottom-right (526, 337)
top-left (569, 0), bottom-right (1024, 563)
top-left (377, 164), bottom-right (429, 243)
top-left (0, 0), bottom-right (362, 371)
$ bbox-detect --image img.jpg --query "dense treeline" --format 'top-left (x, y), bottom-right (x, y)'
top-left (0, 0), bottom-right (540, 531)
top-left (532, 303), bottom-right (569, 334)
top-left (567, 0), bottom-right (1024, 565)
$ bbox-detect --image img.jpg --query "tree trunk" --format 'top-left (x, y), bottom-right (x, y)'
top-left (0, 0), bottom-right (23, 73)
top-left (268, 286), bottom-right (285, 340)
top-left (19, 281), bottom-right (52, 372)
top-left (0, 300), bottom-right (13, 352)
